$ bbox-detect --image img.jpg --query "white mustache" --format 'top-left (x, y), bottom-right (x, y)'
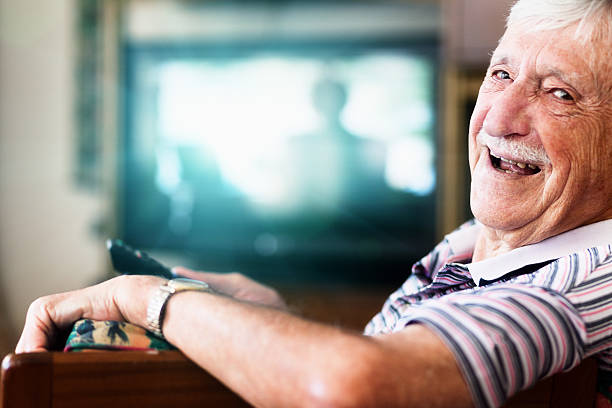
top-left (477, 130), bottom-right (551, 166)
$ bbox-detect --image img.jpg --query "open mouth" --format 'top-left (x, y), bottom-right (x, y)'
top-left (489, 151), bottom-right (541, 176)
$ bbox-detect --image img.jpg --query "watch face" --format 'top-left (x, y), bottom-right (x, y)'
top-left (168, 278), bottom-right (211, 292)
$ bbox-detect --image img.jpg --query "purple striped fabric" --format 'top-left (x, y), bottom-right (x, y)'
top-left (365, 220), bottom-right (612, 408)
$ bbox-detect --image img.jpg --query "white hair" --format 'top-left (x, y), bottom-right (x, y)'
top-left (507, 0), bottom-right (612, 42)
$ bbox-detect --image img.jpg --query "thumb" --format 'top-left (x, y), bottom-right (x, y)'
top-left (171, 266), bottom-right (217, 282)
top-left (171, 266), bottom-right (198, 278)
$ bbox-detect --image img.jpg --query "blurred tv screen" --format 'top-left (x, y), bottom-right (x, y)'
top-left (121, 40), bottom-right (438, 285)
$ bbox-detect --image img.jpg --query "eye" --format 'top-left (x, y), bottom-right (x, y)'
top-left (492, 70), bottom-right (511, 80)
top-left (551, 88), bottom-right (574, 101)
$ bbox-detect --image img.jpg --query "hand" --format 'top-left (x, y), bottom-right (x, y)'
top-left (172, 267), bottom-right (287, 310)
top-left (16, 275), bottom-right (164, 353)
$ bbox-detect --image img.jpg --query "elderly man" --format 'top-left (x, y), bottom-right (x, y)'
top-left (16, 0), bottom-right (612, 407)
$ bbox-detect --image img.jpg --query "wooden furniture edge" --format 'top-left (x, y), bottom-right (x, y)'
top-left (2, 350), bottom-right (251, 408)
top-left (2, 352), bottom-right (53, 408)
top-left (2, 351), bottom-right (598, 408)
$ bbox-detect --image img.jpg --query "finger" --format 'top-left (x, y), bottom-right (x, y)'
top-left (171, 266), bottom-right (197, 277)
top-left (15, 280), bottom-right (121, 353)
top-left (174, 268), bottom-right (250, 300)
top-left (16, 293), bottom-right (81, 353)
top-left (16, 313), bottom-right (52, 353)
top-left (172, 266), bottom-right (213, 279)
top-left (172, 267), bottom-right (227, 286)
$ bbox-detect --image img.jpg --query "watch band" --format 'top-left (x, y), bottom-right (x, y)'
top-left (146, 283), bottom-right (175, 338)
top-left (146, 278), bottom-right (211, 338)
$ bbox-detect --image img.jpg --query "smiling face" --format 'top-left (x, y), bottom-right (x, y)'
top-left (469, 23), bottom-right (612, 251)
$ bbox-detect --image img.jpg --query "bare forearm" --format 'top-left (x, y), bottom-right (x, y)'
top-left (18, 275), bottom-right (473, 408)
top-left (159, 291), bottom-right (473, 408)
top-left (162, 291), bottom-right (362, 407)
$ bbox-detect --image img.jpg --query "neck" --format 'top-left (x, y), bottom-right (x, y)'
top-left (472, 212), bottom-right (612, 262)
top-left (473, 228), bottom-right (517, 262)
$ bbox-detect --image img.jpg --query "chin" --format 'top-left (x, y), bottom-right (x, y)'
top-left (470, 194), bottom-right (532, 232)
top-left (473, 213), bottom-right (519, 231)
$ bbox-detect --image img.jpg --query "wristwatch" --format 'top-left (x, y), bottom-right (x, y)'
top-left (146, 278), bottom-right (212, 338)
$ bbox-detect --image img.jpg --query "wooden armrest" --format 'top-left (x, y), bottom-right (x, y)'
top-left (1, 350), bottom-right (250, 408)
top-left (2, 350), bottom-right (598, 408)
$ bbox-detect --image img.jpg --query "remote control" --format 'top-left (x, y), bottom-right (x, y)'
top-left (107, 239), bottom-right (174, 279)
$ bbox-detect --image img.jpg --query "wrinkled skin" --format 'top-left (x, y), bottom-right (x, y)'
top-left (16, 270), bottom-right (285, 353)
top-left (469, 23), bottom-right (612, 260)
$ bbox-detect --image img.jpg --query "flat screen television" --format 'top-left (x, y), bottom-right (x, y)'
top-left (121, 38), bottom-right (439, 285)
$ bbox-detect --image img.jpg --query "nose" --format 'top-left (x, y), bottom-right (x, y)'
top-left (482, 81), bottom-right (532, 138)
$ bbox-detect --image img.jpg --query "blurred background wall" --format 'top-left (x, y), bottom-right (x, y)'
top-left (0, 0), bottom-right (107, 355)
top-left (0, 0), bottom-right (512, 356)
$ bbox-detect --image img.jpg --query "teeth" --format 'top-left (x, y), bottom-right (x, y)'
top-left (491, 151), bottom-right (539, 170)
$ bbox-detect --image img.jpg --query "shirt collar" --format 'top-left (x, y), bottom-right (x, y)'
top-left (444, 219), bottom-right (612, 286)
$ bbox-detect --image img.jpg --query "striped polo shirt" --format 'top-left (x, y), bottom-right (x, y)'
top-left (365, 219), bottom-right (612, 408)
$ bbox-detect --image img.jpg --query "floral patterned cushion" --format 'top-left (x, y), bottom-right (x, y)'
top-left (64, 319), bottom-right (175, 352)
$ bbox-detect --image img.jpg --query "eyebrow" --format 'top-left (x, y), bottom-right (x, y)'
top-left (490, 54), bottom-right (589, 92)
top-left (488, 55), bottom-right (513, 68)
top-left (539, 67), bottom-right (578, 84)
top-left (537, 65), bottom-right (595, 96)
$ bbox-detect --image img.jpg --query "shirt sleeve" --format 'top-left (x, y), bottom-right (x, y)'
top-left (402, 284), bottom-right (586, 408)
